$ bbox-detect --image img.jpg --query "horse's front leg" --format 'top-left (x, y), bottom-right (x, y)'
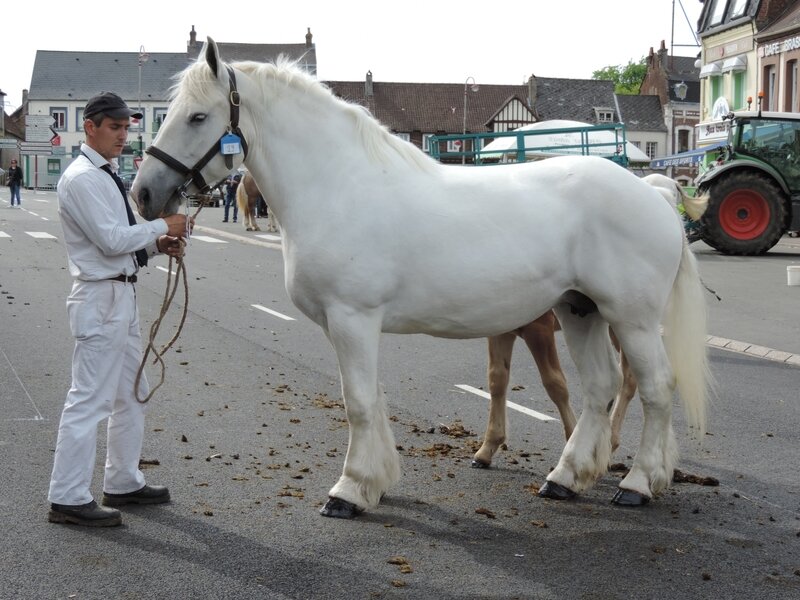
top-left (472, 332), bottom-right (516, 468)
top-left (320, 308), bottom-right (401, 519)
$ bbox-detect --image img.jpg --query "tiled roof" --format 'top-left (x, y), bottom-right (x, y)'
top-left (28, 51), bottom-right (192, 103)
top-left (615, 95), bottom-right (667, 132)
top-left (326, 77), bottom-right (617, 134)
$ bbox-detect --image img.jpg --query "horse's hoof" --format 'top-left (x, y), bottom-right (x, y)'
top-left (611, 488), bottom-right (650, 507)
top-left (537, 480), bottom-right (577, 500)
top-left (470, 459), bottom-right (491, 469)
top-left (319, 497), bottom-right (363, 519)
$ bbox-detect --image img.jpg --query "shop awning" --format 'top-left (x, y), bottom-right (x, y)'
top-left (721, 55), bottom-right (747, 73)
top-left (649, 141), bottom-right (727, 169)
top-left (699, 62), bottom-right (722, 78)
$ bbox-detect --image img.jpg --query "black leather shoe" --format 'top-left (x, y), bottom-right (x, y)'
top-left (102, 485), bottom-right (170, 507)
top-left (49, 500), bottom-right (122, 527)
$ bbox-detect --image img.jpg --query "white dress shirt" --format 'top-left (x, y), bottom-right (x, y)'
top-left (58, 144), bottom-right (168, 280)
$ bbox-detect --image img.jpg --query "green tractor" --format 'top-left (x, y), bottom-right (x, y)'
top-left (694, 111), bottom-right (800, 255)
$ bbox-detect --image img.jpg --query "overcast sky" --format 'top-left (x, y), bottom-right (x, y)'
top-left (1, 0), bottom-right (703, 113)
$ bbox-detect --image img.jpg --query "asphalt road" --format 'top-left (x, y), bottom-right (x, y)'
top-left (0, 189), bottom-right (798, 600)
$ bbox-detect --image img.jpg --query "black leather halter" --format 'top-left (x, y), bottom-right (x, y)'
top-left (145, 65), bottom-right (248, 197)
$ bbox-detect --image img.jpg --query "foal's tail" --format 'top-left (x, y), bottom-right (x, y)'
top-left (236, 181), bottom-right (247, 213)
top-left (663, 239), bottom-right (713, 437)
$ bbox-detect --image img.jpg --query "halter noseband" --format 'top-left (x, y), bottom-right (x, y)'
top-left (145, 64), bottom-right (248, 198)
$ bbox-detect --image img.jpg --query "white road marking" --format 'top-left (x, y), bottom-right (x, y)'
top-left (255, 234), bottom-right (281, 242)
top-left (0, 232), bottom-right (10, 238)
top-left (156, 266), bottom-right (177, 276)
top-left (25, 231), bottom-right (57, 239)
top-left (191, 235), bottom-right (228, 244)
top-left (455, 384), bottom-right (558, 422)
top-left (252, 304), bottom-right (295, 321)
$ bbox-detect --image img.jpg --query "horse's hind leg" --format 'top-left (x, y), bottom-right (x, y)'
top-left (320, 308), bottom-right (401, 518)
top-left (609, 329), bottom-right (638, 452)
top-left (539, 307), bottom-right (620, 499)
top-left (519, 311), bottom-right (575, 440)
top-left (472, 332), bottom-right (516, 468)
top-left (609, 325), bottom-right (677, 506)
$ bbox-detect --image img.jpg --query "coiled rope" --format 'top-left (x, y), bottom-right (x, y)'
top-left (134, 195), bottom-right (208, 403)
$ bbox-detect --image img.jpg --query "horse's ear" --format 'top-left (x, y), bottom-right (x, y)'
top-left (204, 36), bottom-right (221, 79)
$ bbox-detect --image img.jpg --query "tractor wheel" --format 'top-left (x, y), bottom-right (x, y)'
top-left (701, 172), bottom-right (787, 255)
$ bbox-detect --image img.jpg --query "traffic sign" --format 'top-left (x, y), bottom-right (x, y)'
top-left (0, 138), bottom-right (18, 149)
top-left (25, 115), bottom-right (55, 127)
top-left (19, 141), bottom-right (53, 156)
top-left (26, 126), bottom-right (54, 142)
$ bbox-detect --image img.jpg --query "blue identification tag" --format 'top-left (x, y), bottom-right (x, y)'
top-left (220, 133), bottom-right (242, 155)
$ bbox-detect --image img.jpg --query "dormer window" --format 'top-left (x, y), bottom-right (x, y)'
top-left (594, 108), bottom-right (615, 123)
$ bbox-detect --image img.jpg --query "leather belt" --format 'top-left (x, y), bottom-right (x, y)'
top-left (107, 274), bottom-right (137, 283)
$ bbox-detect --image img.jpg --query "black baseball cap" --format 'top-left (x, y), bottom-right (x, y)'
top-left (84, 92), bottom-right (143, 120)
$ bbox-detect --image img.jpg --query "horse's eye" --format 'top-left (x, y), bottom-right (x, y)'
top-left (190, 113), bottom-right (207, 124)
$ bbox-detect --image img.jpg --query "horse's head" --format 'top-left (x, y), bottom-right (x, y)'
top-left (131, 37), bottom-right (248, 220)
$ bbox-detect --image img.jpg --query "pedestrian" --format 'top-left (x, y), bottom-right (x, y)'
top-left (48, 91), bottom-right (194, 527)
top-left (7, 158), bottom-right (23, 206)
top-left (223, 173), bottom-right (240, 223)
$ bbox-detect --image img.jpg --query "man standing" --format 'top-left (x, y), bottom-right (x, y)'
top-left (7, 158), bottom-right (23, 206)
top-left (48, 92), bottom-right (193, 527)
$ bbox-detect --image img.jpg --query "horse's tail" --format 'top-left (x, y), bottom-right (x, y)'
top-left (236, 180), bottom-right (247, 212)
top-left (662, 237), bottom-right (713, 437)
top-left (679, 186), bottom-right (709, 222)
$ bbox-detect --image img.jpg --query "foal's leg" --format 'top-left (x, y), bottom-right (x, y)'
top-left (472, 332), bottom-right (516, 468)
top-left (519, 312), bottom-right (575, 440)
top-left (608, 325), bottom-right (677, 506)
top-left (609, 329), bottom-right (638, 452)
top-left (320, 309), bottom-right (401, 519)
top-left (539, 308), bottom-right (621, 499)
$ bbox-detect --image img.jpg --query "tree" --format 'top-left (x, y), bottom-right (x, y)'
top-left (592, 58), bottom-right (647, 95)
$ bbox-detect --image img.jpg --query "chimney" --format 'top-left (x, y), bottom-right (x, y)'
top-left (365, 70), bottom-right (373, 97)
top-left (658, 39), bottom-right (668, 70)
top-left (526, 74), bottom-right (537, 111)
top-left (188, 25), bottom-right (197, 53)
top-left (306, 27), bottom-right (313, 48)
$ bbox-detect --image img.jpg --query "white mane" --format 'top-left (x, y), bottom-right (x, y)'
top-left (172, 57), bottom-right (436, 174)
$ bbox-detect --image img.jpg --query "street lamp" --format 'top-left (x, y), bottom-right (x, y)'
top-left (462, 76), bottom-right (479, 164)
top-left (673, 81), bottom-right (688, 101)
top-left (137, 45), bottom-right (149, 156)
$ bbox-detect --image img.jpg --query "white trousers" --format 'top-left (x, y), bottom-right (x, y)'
top-left (48, 280), bottom-right (150, 505)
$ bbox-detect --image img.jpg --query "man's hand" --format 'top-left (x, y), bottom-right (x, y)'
top-left (162, 214), bottom-right (194, 238)
top-left (156, 235), bottom-right (186, 258)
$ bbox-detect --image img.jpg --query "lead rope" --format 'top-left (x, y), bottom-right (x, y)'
top-left (134, 193), bottom-right (208, 403)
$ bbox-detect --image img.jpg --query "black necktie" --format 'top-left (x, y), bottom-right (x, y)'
top-left (100, 164), bottom-right (148, 267)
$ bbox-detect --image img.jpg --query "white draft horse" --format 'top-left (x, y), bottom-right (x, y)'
top-left (475, 175), bottom-right (710, 468)
top-left (131, 39), bottom-right (711, 519)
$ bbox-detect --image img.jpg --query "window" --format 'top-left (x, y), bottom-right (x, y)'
top-left (395, 132), bottom-right (410, 143)
top-left (764, 65), bottom-right (777, 111)
top-left (51, 108), bottom-right (67, 131)
top-left (729, 0), bottom-right (748, 18)
top-left (645, 141), bottom-right (658, 159)
top-left (709, 0), bottom-right (728, 25)
top-left (47, 159), bottom-right (60, 175)
top-left (422, 134), bottom-right (433, 152)
top-left (710, 76), bottom-right (723, 105)
top-left (75, 108), bottom-right (85, 132)
top-left (153, 108), bottom-right (168, 133)
top-left (677, 129), bottom-right (690, 153)
top-left (733, 72), bottom-right (746, 110)
top-left (787, 61), bottom-right (799, 113)
top-left (446, 139), bottom-right (463, 154)
top-left (594, 108), bottom-right (614, 123)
